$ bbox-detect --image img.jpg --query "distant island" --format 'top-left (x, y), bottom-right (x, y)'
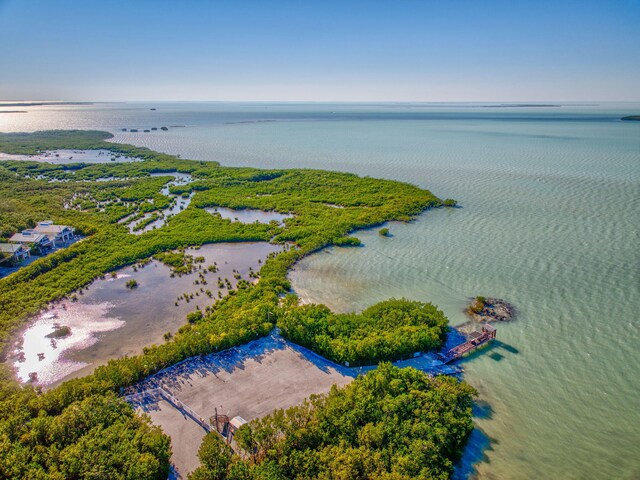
top-left (224, 119), bottom-right (277, 125)
top-left (486, 104), bottom-right (561, 108)
top-left (621, 115), bottom-right (640, 121)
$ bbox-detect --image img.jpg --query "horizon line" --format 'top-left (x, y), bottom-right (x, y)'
top-left (2, 99), bottom-right (640, 105)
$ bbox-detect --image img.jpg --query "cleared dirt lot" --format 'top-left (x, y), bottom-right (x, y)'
top-left (133, 396), bottom-right (208, 480)
top-left (128, 334), bottom-right (355, 478)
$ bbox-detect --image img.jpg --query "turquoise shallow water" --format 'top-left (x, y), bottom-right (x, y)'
top-left (2, 103), bottom-right (639, 478)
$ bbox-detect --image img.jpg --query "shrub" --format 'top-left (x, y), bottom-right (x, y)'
top-left (333, 236), bottom-right (361, 247)
top-left (186, 310), bottom-right (204, 324)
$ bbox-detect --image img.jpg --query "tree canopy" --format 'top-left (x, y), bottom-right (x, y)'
top-left (279, 298), bottom-right (449, 365)
top-left (0, 389), bottom-right (170, 480)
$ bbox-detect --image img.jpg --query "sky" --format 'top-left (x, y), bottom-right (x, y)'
top-left (1, 0), bottom-right (639, 102)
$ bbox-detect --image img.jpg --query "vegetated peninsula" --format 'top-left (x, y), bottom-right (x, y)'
top-left (279, 298), bottom-right (449, 366)
top-left (0, 130), bottom-right (472, 479)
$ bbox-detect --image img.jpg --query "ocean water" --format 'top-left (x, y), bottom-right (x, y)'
top-left (1, 102), bottom-right (639, 479)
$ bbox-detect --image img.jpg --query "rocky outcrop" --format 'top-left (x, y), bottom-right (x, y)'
top-left (466, 296), bottom-right (515, 322)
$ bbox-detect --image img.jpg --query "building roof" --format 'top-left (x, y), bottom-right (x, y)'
top-left (0, 243), bottom-right (23, 254)
top-left (230, 416), bottom-right (248, 429)
top-left (9, 232), bottom-right (50, 244)
top-left (32, 222), bottom-right (73, 235)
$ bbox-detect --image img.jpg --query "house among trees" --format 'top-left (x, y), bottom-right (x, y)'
top-left (9, 230), bottom-right (53, 254)
top-left (0, 243), bottom-right (31, 265)
top-left (1, 222), bottom-right (76, 271)
top-left (31, 221), bottom-right (75, 246)
top-left (8, 221), bottom-right (75, 254)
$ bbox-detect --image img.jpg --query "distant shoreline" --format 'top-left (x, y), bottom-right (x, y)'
top-left (0, 102), bottom-right (95, 107)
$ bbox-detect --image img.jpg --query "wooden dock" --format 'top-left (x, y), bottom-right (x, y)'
top-left (438, 324), bottom-right (496, 364)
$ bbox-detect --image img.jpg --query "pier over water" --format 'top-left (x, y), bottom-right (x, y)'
top-left (439, 324), bottom-right (497, 364)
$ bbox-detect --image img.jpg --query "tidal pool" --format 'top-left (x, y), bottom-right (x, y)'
top-left (11, 242), bottom-right (283, 387)
top-left (0, 149), bottom-right (141, 163)
top-left (205, 206), bottom-right (292, 225)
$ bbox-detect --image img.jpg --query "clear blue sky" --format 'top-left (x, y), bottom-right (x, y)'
top-left (1, 0), bottom-right (639, 102)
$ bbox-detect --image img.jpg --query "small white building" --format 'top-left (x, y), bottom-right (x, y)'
top-left (229, 416), bottom-right (248, 432)
top-left (0, 243), bottom-right (31, 264)
top-left (227, 415), bottom-right (248, 442)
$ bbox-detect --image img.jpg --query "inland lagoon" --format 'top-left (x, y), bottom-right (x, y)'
top-left (11, 242), bottom-right (283, 387)
top-left (205, 206), bottom-right (292, 225)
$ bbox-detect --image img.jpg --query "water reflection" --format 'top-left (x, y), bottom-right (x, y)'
top-left (13, 303), bottom-right (124, 385)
